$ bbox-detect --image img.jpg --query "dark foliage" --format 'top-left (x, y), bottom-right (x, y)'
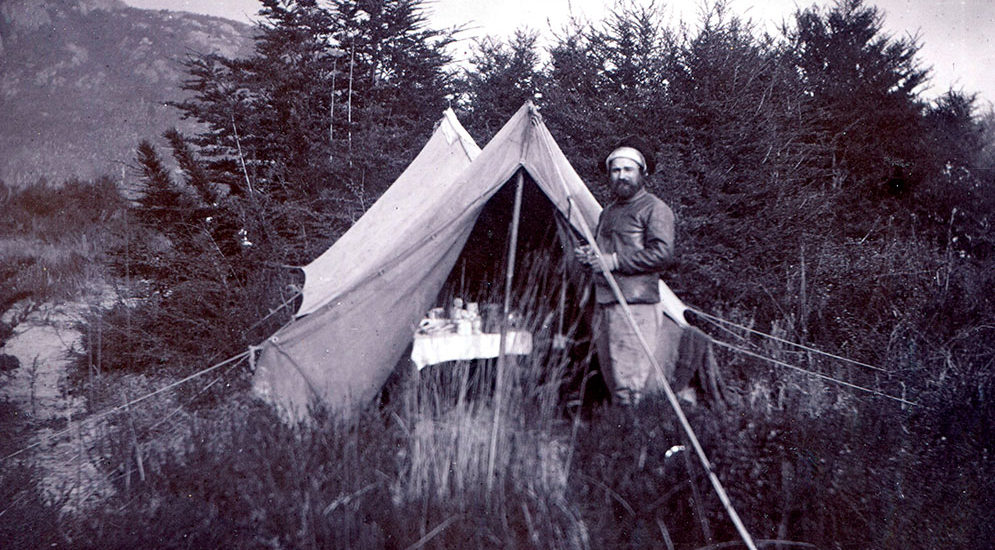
top-left (171, 0), bottom-right (455, 209)
top-left (36, 0), bottom-right (994, 548)
top-left (0, 464), bottom-right (63, 548)
top-left (788, 0), bottom-right (928, 193)
top-left (457, 29), bottom-right (546, 142)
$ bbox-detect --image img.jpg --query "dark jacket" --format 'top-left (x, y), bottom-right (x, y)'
top-left (594, 188), bottom-right (675, 304)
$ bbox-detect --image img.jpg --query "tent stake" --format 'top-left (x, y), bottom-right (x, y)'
top-left (488, 168), bottom-right (525, 495)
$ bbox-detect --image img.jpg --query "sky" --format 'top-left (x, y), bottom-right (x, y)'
top-left (122, 0), bottom-right (995, 105)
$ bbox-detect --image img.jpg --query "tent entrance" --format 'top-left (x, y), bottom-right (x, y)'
top-left (422, 168), bottom-right (604, 406)
top-left (445, 169), bottom-right (565, 304)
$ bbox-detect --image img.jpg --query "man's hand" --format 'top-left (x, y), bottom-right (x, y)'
top-left (574, 245), bottom-right (618, 272)
top-left (574, 245), bottom-right (596, 267)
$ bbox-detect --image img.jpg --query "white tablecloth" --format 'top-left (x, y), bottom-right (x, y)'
top-left (411, 331), bottom-right (533, 370)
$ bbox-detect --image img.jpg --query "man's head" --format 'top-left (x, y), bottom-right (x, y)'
top-left (605, 140), bottom-right (652, 201)
top-left (607, 154), bottom-right (644, 201)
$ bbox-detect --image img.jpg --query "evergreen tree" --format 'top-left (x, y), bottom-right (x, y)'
top-left (543, 1), bottom-right (674, 184)
top-left (787, 0), bottom-right (929, 193)
top-left (664, 5), bottom-right (827, 320)
top-left (134, 140), bottom-right (197, 231)
top-left (173, 0), bottom-right (338, 202)
top-left (920, 91), bottom-right (995, 258)
top-left (325, 0), bottom-right (455, 199)
top-left (457, 30), bottom-right (544, 142)
top-left (170, 0), bottom-right (456, 262)
top-left (164, 127), bottom-right (218, 206)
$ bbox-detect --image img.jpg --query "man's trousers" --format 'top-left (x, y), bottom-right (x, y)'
top-left (593, 302), bottom-right (681, 405)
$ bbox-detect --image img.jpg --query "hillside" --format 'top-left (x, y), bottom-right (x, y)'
top-left (0, 0), bottom-right (254, 185)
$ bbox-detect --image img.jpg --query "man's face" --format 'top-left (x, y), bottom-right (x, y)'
top-left (608, 157), bottom-right (644, 200)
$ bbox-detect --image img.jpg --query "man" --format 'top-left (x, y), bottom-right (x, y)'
top-left (575, 139), bottom-right (675, 405)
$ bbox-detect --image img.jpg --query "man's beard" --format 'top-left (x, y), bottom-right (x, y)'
top-left (612, 180), bottom-right (640, 200)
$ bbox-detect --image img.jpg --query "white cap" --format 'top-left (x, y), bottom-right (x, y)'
top-left (605, 146), bottom-right (647, 173)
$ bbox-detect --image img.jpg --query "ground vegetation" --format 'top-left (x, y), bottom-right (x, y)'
top-left (1, 1), bottom-right (993, 548)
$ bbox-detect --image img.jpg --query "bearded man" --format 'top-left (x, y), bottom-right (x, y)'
top-left (575, 139), bottom-right (676, 405)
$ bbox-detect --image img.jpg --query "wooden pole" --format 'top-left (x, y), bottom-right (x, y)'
top-left (123, 391), bottom-right (145, 483)
top-left (122, 165), bottom-right (130, 365)
top-left (347, 42), bottom-right (355, 155)
top-left (231, 116), bottom-right (254, 195)
top-left (487, 168), bottom-right (525, 494)
top-left (532, 130), bottom-right (757, 549)
top-left (581, 226), bottom-right (759, 550)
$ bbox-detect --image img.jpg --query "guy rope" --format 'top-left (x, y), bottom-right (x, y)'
top-left (1, 351), bottom-right (249, 463)
top-left (687, 307), bottom-right (916, 407)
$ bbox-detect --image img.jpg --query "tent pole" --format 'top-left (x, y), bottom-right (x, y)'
top-left (487, 168), bottom-right (525, 494)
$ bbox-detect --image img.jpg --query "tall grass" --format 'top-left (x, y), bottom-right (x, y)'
top-left (22, 246), bottom-right (596, 548)
top-left (0, 236), bottom-right (106, 304)
top-left (5, 212), bottom-right (994, 549)
top-left (386, 250), bottom-right (590, 544)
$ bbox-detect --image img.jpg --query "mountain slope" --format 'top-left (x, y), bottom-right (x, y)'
top-left (0, 0), bottom-right (254, 185)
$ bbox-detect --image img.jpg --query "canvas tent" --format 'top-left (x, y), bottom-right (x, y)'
top-left (252, 102), bottom-right (689, 420)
